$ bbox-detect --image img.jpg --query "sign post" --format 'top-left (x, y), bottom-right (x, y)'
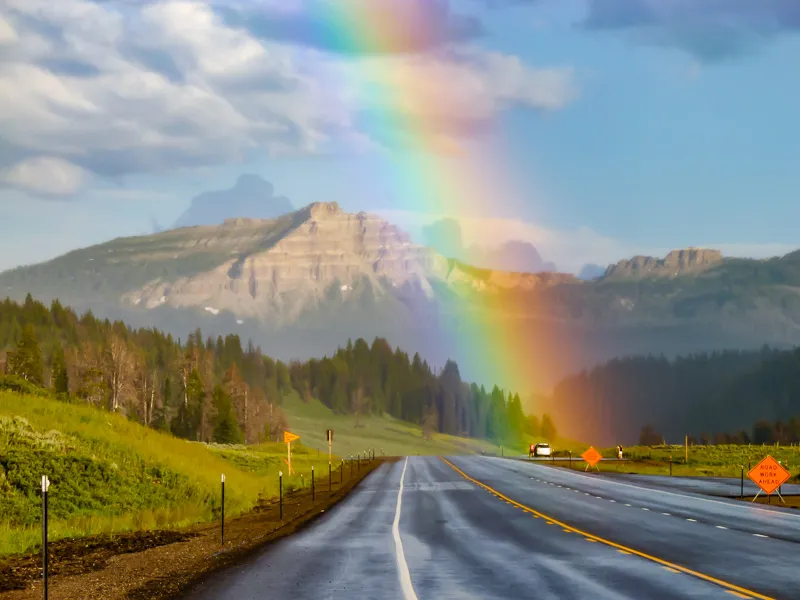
top-left (220, 474), bottom-right (225, 546)
top-left (582, 447), bottom-right (602, 472)
top-left (747, 455), bottom-right (790, 504)
top-left (326, 429), bottom-right (334, 463)
top-left (283, 431), bottom-right (300, 475)
top-left (42, 475), bottom-right (50, 600)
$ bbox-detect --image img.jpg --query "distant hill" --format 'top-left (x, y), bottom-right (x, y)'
top-left (173, 174), bottom-right (293, 228)
top-left (577, 264), bottom-right (605, 280)
top-left (1, 203), bottom-right (799, 391)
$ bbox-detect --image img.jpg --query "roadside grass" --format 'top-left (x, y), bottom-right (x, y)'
top-left (0, 387), bottom-right (505, 557)
top-left (540, 443), bottom-right (800, 483)
top-left (280, 392), bottom-right (502, 458)
top-left (0, 391), bottom-right (330, 557)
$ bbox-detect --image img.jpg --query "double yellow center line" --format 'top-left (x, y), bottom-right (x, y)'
top-left (439, 457), bottom-right (773, 600)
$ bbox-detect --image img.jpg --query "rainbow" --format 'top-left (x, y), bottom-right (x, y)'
top-left (305, 1), bottom-right (570, 401)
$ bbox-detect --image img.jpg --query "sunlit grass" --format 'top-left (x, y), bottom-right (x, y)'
top-left (0, 391), bottom-right (330, 556)
top-left (280, 392), bottom-right (502, 458)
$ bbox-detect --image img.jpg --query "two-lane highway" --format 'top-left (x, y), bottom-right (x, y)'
top-left (184, 456), bottom-right (800, 600)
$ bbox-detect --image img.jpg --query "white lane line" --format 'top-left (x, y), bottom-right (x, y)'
top-left (687, 519), bottom-right (697, 522)
top-left (625, 504), bottom-right (632, 507)
top-left (392, 458), bottom-right (419, 600)
top-left (716, 526), bottom-right (728, 530)
top-left (753, 534), bottom-right (768, 538)
top-left (609, 500), bottom-right (616, 503)
top-left (662, 513), bottom-right (671, 516)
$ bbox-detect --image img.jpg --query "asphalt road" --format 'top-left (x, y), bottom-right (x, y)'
top-left (184, 456), bottom-right (800, 600)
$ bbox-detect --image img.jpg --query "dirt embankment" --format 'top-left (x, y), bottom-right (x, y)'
top-left (0, 457), bottom-right (392, 600)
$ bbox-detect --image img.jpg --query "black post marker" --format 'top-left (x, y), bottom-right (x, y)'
top-left (329, 461), bottom-right (332, 493)
top-left (341, 459), bottom-right (344, 484)
top-left (740, 467), bottom-right (744, 499)
top-left (42, 475), bottom-right (49, 600)
top-left (312, 466), bottom-right (315, 502)
top-left (670, 456), bottom-right (673, 477)
top-left (279, 471), bottom-right (283, 520)
top-left (221, 474), bottom-right (225, 545)
top-left (569, 451), bottom-right (572, 469)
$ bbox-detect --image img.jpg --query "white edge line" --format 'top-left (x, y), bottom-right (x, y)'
top-left (393, 457), bottom-right (419, 600)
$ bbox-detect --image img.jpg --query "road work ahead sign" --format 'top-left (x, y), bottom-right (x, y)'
top-left (748, 456), bottom-right (790, 495)
top-left (284, 431), bottom-right (300, 444)
top-left (582, 446), bottom-right (602, 467)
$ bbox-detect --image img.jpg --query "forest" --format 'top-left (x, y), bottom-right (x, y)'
top-left (553, 346), bottom-right (800, 445)
top-left (0, 295), bottom-right (551, 446)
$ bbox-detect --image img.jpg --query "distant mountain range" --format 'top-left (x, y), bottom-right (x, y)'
top-left (421, 217), bottom-right (558, 274)
top-left (173, 174), bottom-right (294, 228)
top-left (2, 201), bottom-right (800, 393)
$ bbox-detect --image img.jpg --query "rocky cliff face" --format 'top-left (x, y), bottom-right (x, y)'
top-left (122, 202), bottom-right (577, 325)
top-left (603, 248), bottom-right (724, 279)
top-left (124, 202), bottom-right (454, 324)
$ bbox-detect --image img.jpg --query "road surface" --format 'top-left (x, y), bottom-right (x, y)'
top-left (184, 456), bottom-right (800, 599)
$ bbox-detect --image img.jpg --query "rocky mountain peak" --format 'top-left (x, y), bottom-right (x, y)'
top-left (305, 201), bottom-right (343, 219)
top-left (604, 247), bottom-right (724, 279)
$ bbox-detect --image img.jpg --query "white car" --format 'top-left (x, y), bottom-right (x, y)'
top-left (530, 443), bottom-right (551, 457)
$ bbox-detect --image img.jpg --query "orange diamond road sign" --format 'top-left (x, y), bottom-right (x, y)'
top-left (283, 431), bottom-right (300, 444)
top-left (582, 446), bottom-right (602, 467)
top-left (748, 455), bottom-right (790, 495)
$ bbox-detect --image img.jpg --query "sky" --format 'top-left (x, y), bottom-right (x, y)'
top-left (1, 0), bottom-right (800, 274)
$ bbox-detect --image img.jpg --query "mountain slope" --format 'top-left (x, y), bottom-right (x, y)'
top-left (2, 204), bottom-right (800, 390)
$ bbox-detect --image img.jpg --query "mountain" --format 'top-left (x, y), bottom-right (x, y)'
top-left (577, 264), bottom-right (605, 280)
top-left (173, 175), bottom-right (293, 228)
top-left (421, 217), bottom-right (556, 273)
top-left (2, 203), bottom-right (800, 392)
top-left (603, 248), bottom-right (723, 280)
top-left (467, 240), bottom-right (557, 274)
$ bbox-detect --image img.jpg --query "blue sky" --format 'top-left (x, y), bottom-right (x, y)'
top-left (1, 0), bottom-right (799, 274)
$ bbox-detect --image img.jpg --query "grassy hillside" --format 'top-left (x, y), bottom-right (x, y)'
top-left (0, 388), bottom-right (508, 556)
top-left (0, 391), bottom-right (330, 556)
top-left (281, 392), bottom-right (502, 457)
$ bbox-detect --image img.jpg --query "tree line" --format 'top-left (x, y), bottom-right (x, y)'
top-left (551, 345), bottom-right (800, 445)
top-left (0, 295), bottom-right (555, 445)
top-left (639, 416), bottom-right (800, 447)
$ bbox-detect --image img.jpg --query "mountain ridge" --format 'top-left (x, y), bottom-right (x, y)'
top-left (2, 202), bottom-right (799, 391)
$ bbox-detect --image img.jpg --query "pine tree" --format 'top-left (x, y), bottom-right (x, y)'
top-left (8, 324), bottom-right (43, 384)
top-left (51, 345), bottom-right (69, 395)
top-left (212, 385), bottom-right (244, 444)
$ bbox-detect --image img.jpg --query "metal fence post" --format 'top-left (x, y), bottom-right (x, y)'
top-left (221, 474), bottom-right (225, 545)
top-left (312, 466), bottom-right (315, 502)
top-left (279, 471), bottom-right (283, 520)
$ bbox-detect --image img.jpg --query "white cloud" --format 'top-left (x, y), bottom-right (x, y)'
top-left (0, 15), bottom-right (17, 44)
top-left (376, 209), bottom-right (799, 274)
top-left (0, 156), bottom-right (87, 196)
top-left (0, 0), bottom-right (578, 178)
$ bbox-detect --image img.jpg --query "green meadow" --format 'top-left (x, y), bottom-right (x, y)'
top-left (279, 392), bottom-right (502, 458)
top-left (0, 391), bottom-right (331, 556)
top-left (0, 390), bottom-right (504, 556)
